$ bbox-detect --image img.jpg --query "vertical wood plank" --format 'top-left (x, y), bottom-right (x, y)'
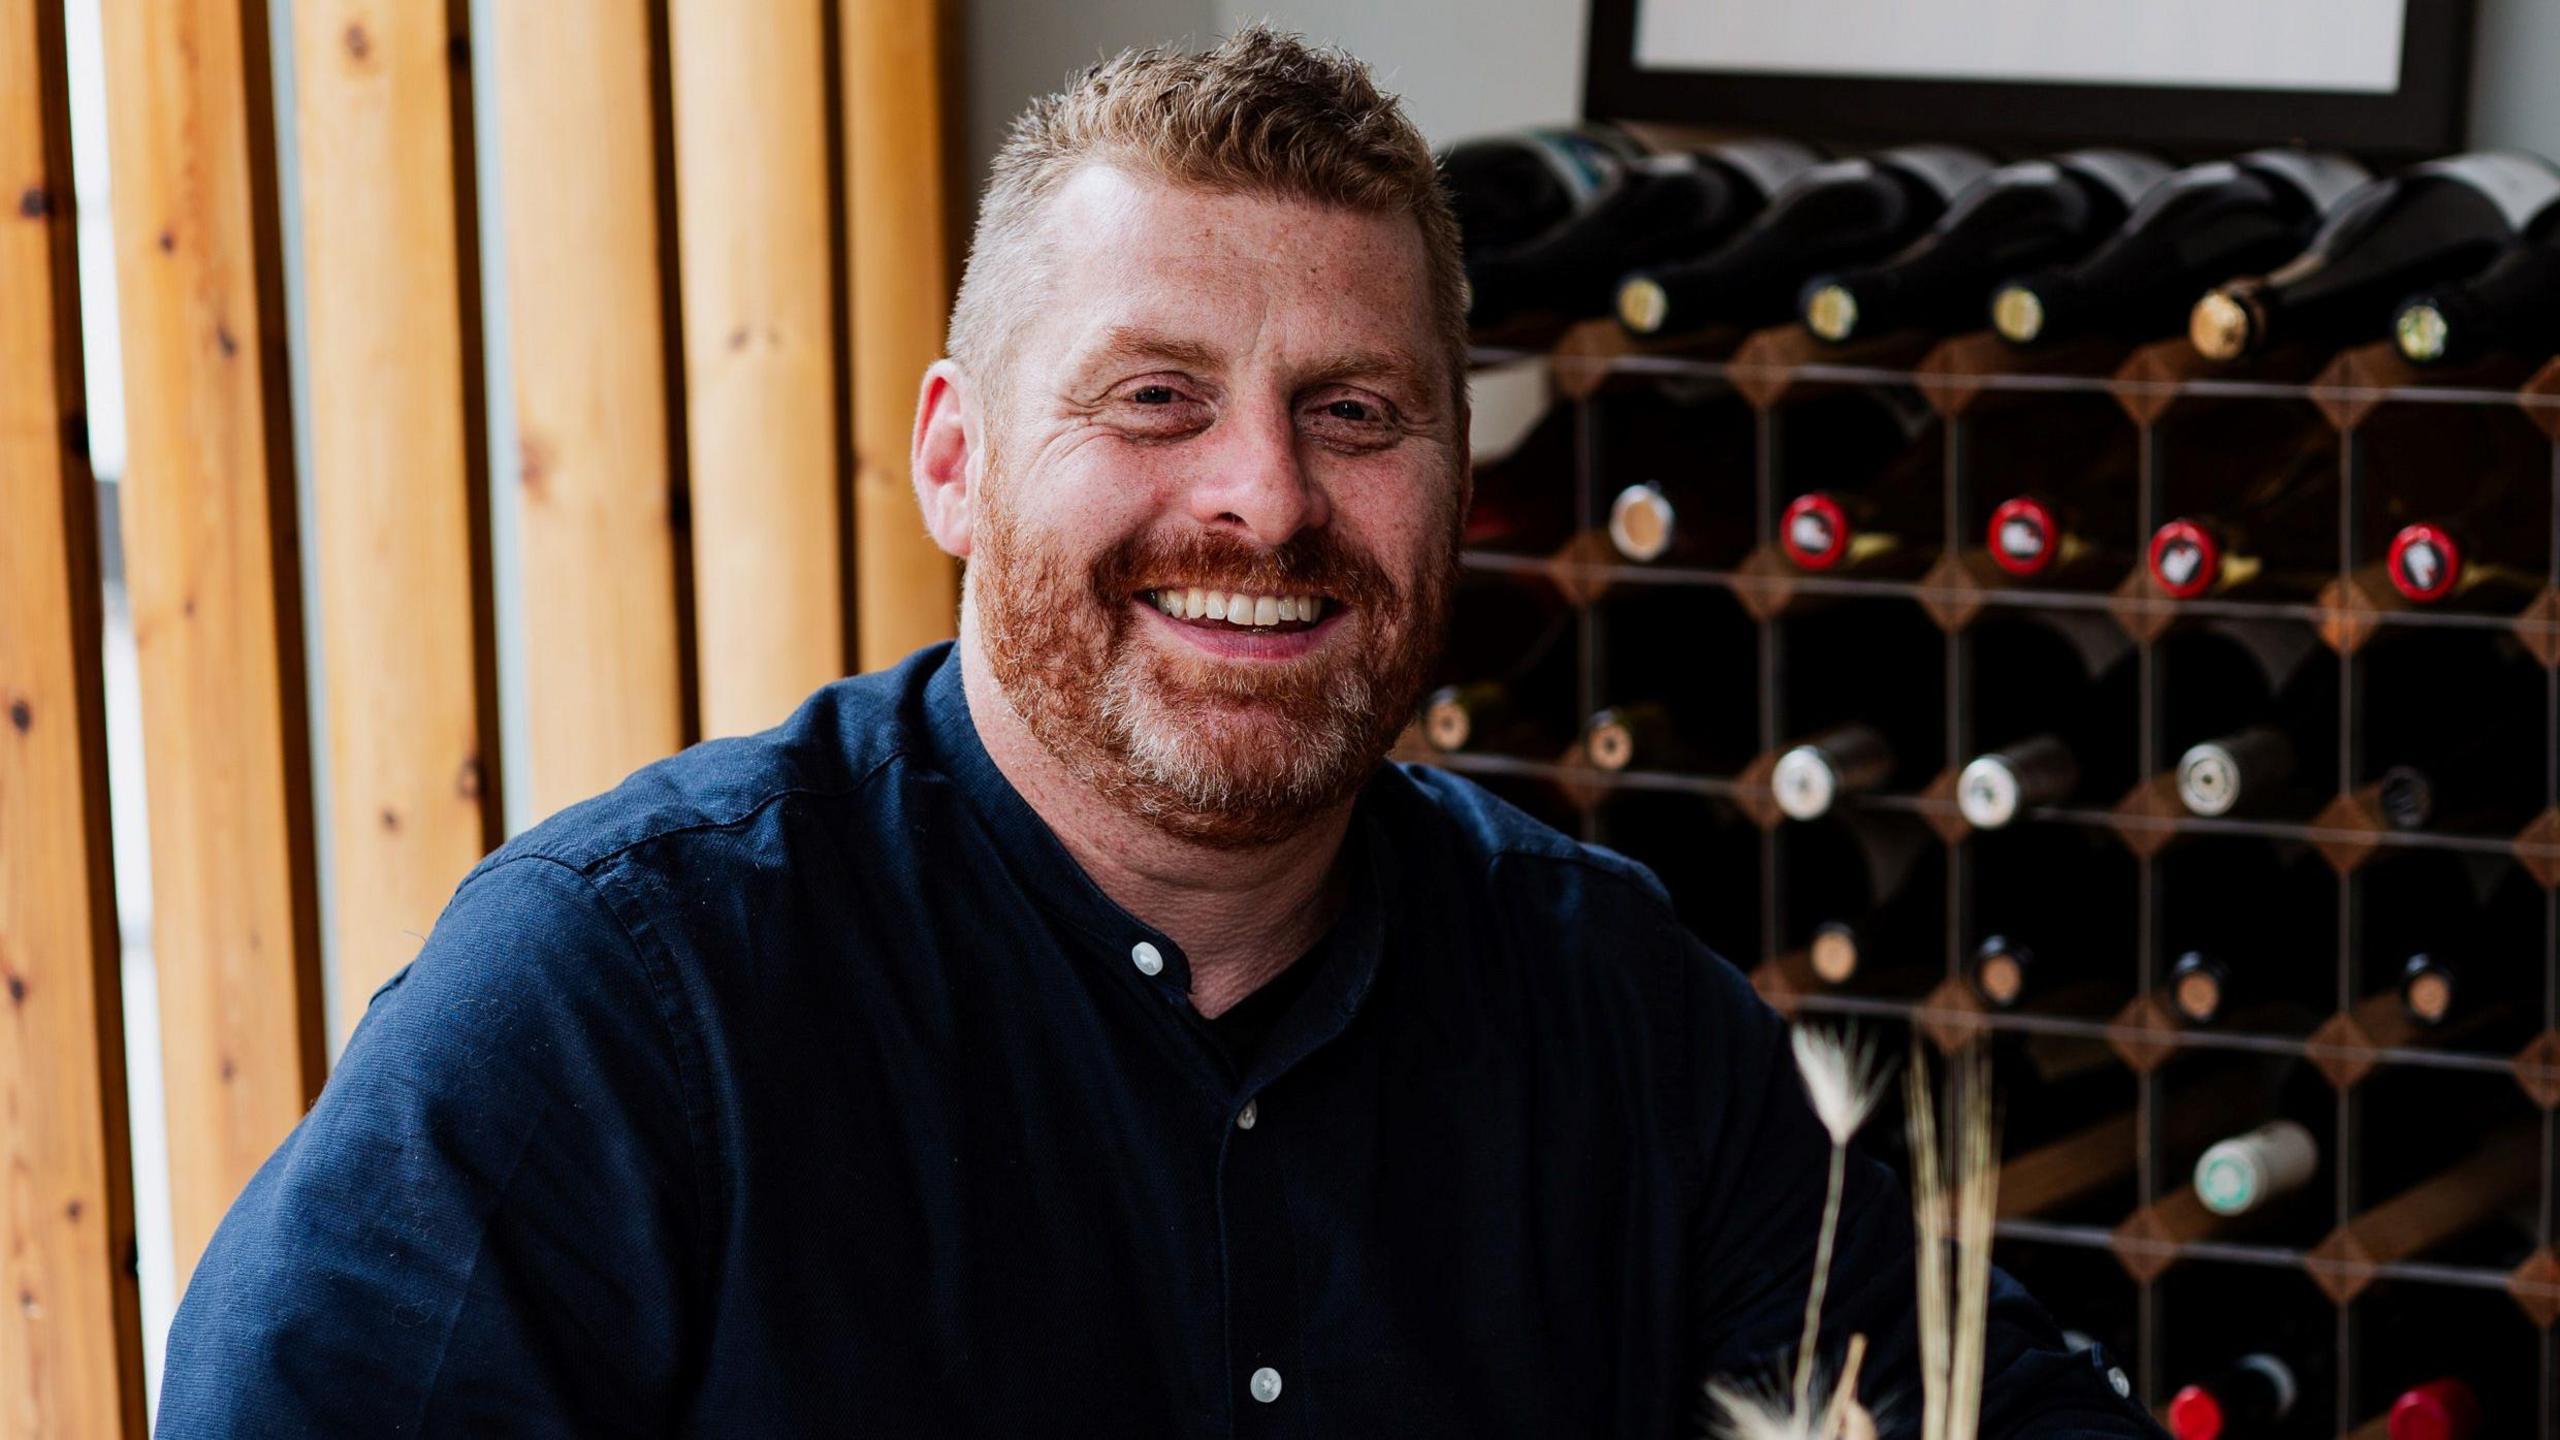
top-left (292, 0), bottom-right (496, 1041)
top-left (491, 0), bottom-right (685, 816)
top-left (0, 0), bottom-right (149, 1430)
top-left (98, 0), bottom-right (327, 1282)
top-left (669, 0), bottom-right (844, 737)
top-left (843, 0), bottom-right (960, 670)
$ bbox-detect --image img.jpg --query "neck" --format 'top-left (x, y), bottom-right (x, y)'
top-left (958, 625), bottom-right (1355, 1018)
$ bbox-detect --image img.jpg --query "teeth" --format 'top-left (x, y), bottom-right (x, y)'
top-left (1148, 589), bottom-right (1330, 627)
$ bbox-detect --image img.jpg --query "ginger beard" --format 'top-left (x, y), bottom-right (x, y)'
top-left (973, 473), bottom-right (1457, 849)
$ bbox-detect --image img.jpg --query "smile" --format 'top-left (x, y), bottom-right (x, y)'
top-left (1142, 588), bottom-right (1328, 630)
top-left (1135, 588), bottom-right (1342, 660)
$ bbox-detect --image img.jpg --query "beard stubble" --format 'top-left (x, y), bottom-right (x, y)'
top-left (974, 483), bottom-right (1456, 849)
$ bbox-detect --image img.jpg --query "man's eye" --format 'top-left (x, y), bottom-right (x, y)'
top-left (1131, 385), bottom-right (1179, 405)
top-left (1325, 399), bottom-right (1375, 422)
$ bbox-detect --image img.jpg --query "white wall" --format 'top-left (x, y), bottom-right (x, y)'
top-left (966, 0), bottom-right (2560, 191)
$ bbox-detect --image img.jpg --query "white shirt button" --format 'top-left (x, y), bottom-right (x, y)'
top-left (1130, 941), bottom-right (1164, 976)
top-left (1249, 1367), bottom-right (1282, 1403)
top-left (1236, 1099), bottom-right (1259, 1130)
top-left (2107, 1366), bottom-right (2130, 1398)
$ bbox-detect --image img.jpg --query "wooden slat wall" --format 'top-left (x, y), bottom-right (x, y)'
top-left (669, 0), bottom-right (845, 738)
top-left (844, 0), bottom-right (961, 669)
top-left (292, 0), bottom-right (497, 1040)
top-left (491, 0), bottom-right (687, 819)
top-left (98, 0), bottom-right (326, 1282)
top-left (0, 0), bottom-right (149, 1430)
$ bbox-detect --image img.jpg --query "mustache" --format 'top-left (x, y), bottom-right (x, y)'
top-left (1091, 527), bottom-right (1402, 613)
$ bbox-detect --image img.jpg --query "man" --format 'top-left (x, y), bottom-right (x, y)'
top-left (161, 28), bottom-right (2162, 1438)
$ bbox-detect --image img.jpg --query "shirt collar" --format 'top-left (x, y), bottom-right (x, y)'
top-left (918, 644), bottom-right (1396, 1059)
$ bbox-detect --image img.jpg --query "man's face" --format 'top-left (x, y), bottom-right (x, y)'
top-left (969, 165), bottom-right (1464, 848)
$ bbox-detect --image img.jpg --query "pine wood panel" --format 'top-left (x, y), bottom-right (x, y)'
top-left (97, 0), bottom-right (325, 1282)
top-left (492, 0), bottom-right (686, 815)
top-left (292, 0), bottom-right (496, 1041)
top-left (0, 0), bottom-right (148, 1428)
top-left (669, 0), bottom-right (844, 737)
top-left (843, 0), bottom-right (959, 669)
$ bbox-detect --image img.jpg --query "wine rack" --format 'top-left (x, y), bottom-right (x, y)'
top-left (1419, 320), bottom-right (2560, 1434)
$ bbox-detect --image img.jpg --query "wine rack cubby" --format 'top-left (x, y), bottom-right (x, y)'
top-left (1420, 321), bottom-right (2560, 1432)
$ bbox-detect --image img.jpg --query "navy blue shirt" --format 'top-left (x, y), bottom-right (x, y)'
top-left (159, 644), bottom-right (2162, 1437)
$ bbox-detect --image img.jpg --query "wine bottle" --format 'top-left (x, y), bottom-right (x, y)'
top-left (1582, 702), bottom-right (1694, 773)
top-left (1605, 475), bottom-right (1754, 566)
top-left (1615, 144), bottom-right (1994, 336)
top-left (1801, 148), bottom-right (2173, 344)
top-left (2146, 445), bottom-right (2338, 600)
top-left (2396, 196), bottom-right (2560, 365)
top-left (1792, 812), bottom-right (1935, 988)
top-left (1982, 490), bottom-right (2129, 582)
top-left (2168, 950), bottom-right (2233, 1026)
top-left (1991, 149), bottom-right (2369, 347)
top-left (1963, 933), bottom-right (2037, 1008)
top-left (1440, 124), bottom-right (1650, 259)
top-left (2381, 519), bottom-right (2543, 607)
top-left (2388, 1377), bottom-right (2482, 1440)
top-left (2175, 726), bottom-right (2296, 818)
top-left (2397, 951), bottom-right (2461, 1028)
top-left (2192, 1119), bottom-right (2320, 1217)
top-left (1955, 736), bottom-right (2079, 830)
top-left (2191, 150), bottom-right (2560, 362)
top-left (1771, 723), bottom-right (1894, 820)
top-left (2167, 1353), bottom-right (2301, 1440)
top-left (1591, 385), bottom-right (1760, 566)
top-left (1963, 612), bottom-right (2138, 827)
top-left (1423, 679), bottom-right (1569, 756)
top-left (1465, 134), bottom-right (1823, 329)
top-left (1778, 431), bottom-right (1943, 575)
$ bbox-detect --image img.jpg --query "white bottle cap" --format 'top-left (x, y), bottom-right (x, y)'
top-left (1772, 745), bottom-right (1838, 820)
top-left (2194, 1120), bottom-right (2318, 1216)
top-left (1957, 754), bottom-right (2023, 829)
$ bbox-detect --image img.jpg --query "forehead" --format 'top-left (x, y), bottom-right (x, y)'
top-left (1027, 164), bottom-right (1438, 380)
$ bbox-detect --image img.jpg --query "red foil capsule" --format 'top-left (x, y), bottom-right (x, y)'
top-left (2166, 1384), bottom-right (2225, 1440)
top-left (2149, 518), bottom-right (2222, 599)
top-left (1781, 491), bottom-right (1853, 570)
top-left (1987, 494), bottom-right (2059, 577)
top-left (2387, 523), bottom-right (2464, 604)
top-left (2389, 1377), bottom-right (2482, 1440)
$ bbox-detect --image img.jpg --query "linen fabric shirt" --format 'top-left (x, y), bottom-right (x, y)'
top-left (158, 643), bottom-right (2164, 1438)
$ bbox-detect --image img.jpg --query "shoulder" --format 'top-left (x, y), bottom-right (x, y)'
top-left (470, 646), bottom-right (946, 885)
top-left (1382, 763), bottom-right (1679, 907)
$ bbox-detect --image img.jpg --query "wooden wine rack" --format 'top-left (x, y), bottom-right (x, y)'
top-left (1424, 320), bottom-right (2560, 1433)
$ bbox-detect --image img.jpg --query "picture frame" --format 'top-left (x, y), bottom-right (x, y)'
top-left (1584, 0), bottom-right (2477, 161)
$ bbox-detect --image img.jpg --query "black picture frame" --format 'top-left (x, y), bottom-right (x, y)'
top-left (1584, 0), bottom-right (2477, 162)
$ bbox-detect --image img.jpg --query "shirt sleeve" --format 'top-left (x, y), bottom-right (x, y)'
top-left (156, 855), bottom-right (703, 1439)
top-left (1680, 935), bottom-right (2168, 1439)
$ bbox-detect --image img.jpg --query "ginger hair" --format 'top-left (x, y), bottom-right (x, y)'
top-left (947, 25), bottom-right (1469, 421)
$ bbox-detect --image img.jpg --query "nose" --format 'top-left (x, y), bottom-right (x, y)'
top-left (1186, 398), bottom-right (1329, 545)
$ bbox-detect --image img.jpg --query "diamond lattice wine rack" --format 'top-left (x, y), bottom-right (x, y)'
top-left (1408, 318), bottom-right (2560, 1433)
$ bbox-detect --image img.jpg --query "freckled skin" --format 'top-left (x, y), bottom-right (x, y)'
top-left (910, 166), bottom-right (1466, 1016)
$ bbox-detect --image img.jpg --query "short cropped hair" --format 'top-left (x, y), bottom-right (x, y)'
top-left (949, 26), bottom-right (1468, 421)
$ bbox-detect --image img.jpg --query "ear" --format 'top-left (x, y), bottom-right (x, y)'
top-left (912, 358), bottom-right (979, 559)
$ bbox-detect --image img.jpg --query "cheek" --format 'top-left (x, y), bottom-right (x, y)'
top-left (1007, 432), bottom-right (1188, 543)
top-left (1331, 463), bottom-right (1462, 569)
